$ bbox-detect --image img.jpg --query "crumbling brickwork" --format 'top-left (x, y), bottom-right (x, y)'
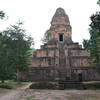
top-left (19, 8), bottom-right (100, 81)
top-left (30, 7), bottom-right (90, 68)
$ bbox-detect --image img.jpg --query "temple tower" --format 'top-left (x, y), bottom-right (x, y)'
top-left (30, 7), bottom-right (90, 68)
top-left (20, 7), bottom-right (93, 82)
top-left (49, 8), bottom-right (72, 43)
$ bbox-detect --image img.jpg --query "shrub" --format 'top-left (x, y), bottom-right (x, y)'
top-left (29, 82), bottom-right (59, 89)
top-left (83, 82), bottom-right (100, 89)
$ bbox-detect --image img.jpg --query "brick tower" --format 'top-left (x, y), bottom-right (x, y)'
top-left (30, 7), bottom-right (90, 68)
top-left (21, 7), bottom-right (97, 82)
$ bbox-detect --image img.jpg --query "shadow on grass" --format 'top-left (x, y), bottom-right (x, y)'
top-left (0, 80), bottom-right (29, 89)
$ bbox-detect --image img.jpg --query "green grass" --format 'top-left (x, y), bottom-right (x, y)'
top-left (83, 81), bottom-right (100, 89)
top-left (0, 88), bottom-right (9, 94)
top-left (0, 80), bottom-right (29, 89)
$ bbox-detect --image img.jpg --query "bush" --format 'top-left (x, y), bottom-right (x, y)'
top-left (29, 82), bottom-right (59, 89)
top-left (83, 82), bottom-right (100, 89)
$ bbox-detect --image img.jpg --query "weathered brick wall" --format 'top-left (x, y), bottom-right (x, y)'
top-left (36, 50), bottom-right (46, 57)
top-left (64, 43), bottom-right (79, 49)
top-left (24, 7), bottom-right (95, 82)
top-left (30, 59), bottom-right (40, 67)
top-left (31, 48), bottom-right (90, 67)
top-left (36, 49), bottom-right (59, 57)
top-left (70, 58), bottom-right (90, 67)
top-left (46, 44), bottom-right (57, 48)
top-left (50, 26), bottom-right (72, 41)
top-left (20, 67), bottom-right (100, 81)
top-left (69, 50), bottom-right (90, 56)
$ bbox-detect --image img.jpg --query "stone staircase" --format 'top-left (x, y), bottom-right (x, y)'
top-left (59, 43), bottom-right (66, 67)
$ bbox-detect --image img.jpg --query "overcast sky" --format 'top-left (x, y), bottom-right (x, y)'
top-left (0, 0), bottom-right (99, 48)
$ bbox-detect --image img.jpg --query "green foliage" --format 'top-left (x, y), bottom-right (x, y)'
top-left (6, 21), bottom-right (34, 71)
top-left (0, 11), bottom-right (5, 19)
top-left (83, 12), bottom-right (100, 67)
top-left (83, 81), bottom-right (100, 89)
top-left (0, 21), bottom-right (34, 82)
top-left (83, 39), bottom-right (90, 49)
top-left (0, 32), bottom-right (16, 83)
top-left (41, 30), bottom-right (51, 43)
top-left (97, 0), bottom-right (100, 5)
top-left (29, 48), bottom-right (36, 57)
top-left (0, 80), bottom-right (29, 89)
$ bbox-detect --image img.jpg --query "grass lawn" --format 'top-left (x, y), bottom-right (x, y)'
top-left (0, 88), bottom-right (10, 94)
top-left (0, 80), bottom-right (29, 89)
top-left (83, 81), bottom-right (100, 89)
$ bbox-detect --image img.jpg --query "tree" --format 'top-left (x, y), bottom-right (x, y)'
top-left (0, 11), bottom-right (13, 83)
top-left (0, 31), bottom-right (16, 83)
top-left (97, 0), bottom-right (100, 5)
top-left (83, 0), bottom-right (100, 67)
top-left (7, 21), bottom-right (34, 71)
top-left (0, 21), bottom-right (34, 82)
top-left (0, 11), bottom-right (5, 19)
top-left (41, 30), bottom-right (51, 43)
top-left (83, 12), bottom-right (100, 67)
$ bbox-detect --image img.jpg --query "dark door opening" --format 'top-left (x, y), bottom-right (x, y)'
top-left (78, 73), bottom-right (82, 82)
top-left (59, 34), bottom-right (63, 42)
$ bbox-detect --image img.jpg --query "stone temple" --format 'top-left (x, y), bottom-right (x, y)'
top-left (31, 8), bottom-right (90, 67)
top-left (19, 8), bottom-right (100, 81)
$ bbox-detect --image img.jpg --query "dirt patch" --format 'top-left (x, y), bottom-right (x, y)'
top-left (0, 83), bottom-right (32, 100)
top-left (20, 90), bottom-right (100, 100)
top-left (0, 83), bottom-right (100, 100)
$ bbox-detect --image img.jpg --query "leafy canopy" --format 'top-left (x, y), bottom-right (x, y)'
top-left (41, 30), bottom-right (51, 43)
top-left (83, 12), bottom-right (100, 67)
top-left (0, 21), bottom-right (34, 82)
top-left (0, 11), bottom-right (5, 19)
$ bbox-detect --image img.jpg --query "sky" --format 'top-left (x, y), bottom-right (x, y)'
top-left (0, 0), bottom-right (99, 49)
